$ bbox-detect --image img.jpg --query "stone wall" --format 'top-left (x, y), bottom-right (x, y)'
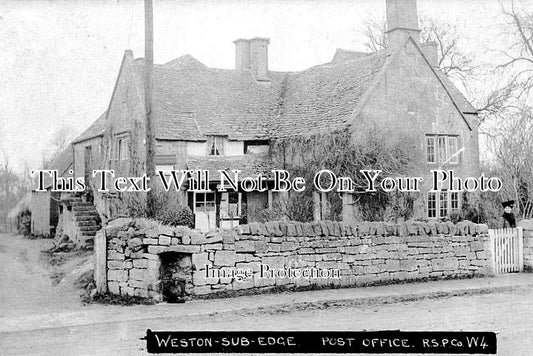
top-left (103, 219), bottom-right (492, 301)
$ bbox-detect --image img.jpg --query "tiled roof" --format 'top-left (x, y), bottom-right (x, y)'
top-left (139, 50), bottom-right (387, 141)
top-left (332, 48), bottom-right (477, 115)
top-left (48, 145), bottom-right (73, 176)
top-left (134, 59), bottom-right (284, 141)
top-left (37, 145), bottom-right (74, 189)
top-left (72, 111), bottom-right (107, 144)
top-left (127, 41), bottom-right (474, 142)
top-left (8, 192), bottom-right (32, 218)
top-left (271, 52), bottom-right (388, 138)
top-left (331, 48), bottom-right (373, 63)
top-left (186, 153), bottom-right (275, 179)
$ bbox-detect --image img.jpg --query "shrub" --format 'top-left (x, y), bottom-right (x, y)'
top-left (116, 185), bottom-right (194, 228)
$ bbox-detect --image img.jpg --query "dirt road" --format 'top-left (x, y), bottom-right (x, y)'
top-left (1, 287), bottom-right (532, 355)
top-left (0, 233), bottom-right (85, 317)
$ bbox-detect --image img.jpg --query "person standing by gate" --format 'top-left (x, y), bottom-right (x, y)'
top-left (502, 200), bottom-right (516, 228)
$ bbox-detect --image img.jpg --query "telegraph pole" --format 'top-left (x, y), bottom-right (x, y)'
top-left (145, 0), bottom-right (156, 214)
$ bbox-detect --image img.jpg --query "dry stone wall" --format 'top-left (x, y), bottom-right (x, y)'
top-left (104, 219), bottom-right (492, 301)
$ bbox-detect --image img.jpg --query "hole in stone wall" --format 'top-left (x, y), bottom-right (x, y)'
top-left (160, 252), bottom-right (192, 303)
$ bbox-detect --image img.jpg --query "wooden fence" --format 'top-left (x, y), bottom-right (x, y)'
top-left (489, 227), bottom-right (523, 274)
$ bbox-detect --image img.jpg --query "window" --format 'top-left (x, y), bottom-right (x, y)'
top-left (427, 191), bottom-right (462, 219)
top-left (115, 136), bottom-right (129, 161)
top-left (437, 136), bottom-right (447, 163)
top-left (448, 136), bottom-right (458, 164)
top-left (195, 192), bottom-right (215, 211)
top-left (426, 136), bottom-right (436, 164)
top-left (220, 192), bottom-right (242, 218)
top-left (426, 135), bottom-right (460, 164)
top-left (428, 192), bottom-right (437, 218)
top-left (244, 140), bottom-right (270, 154)
top-left (439, 191), bottom-right (448, 218)
top-left (207, 136), bottom-right (225, 156)
top-left (450, 192), bottom-right (460, 211)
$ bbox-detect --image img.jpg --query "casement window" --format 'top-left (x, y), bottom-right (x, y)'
top-left (426, 135), bottom-right (460, 164)
top-left (448, 136), bottom-right (458, 164)
top-left (427, 191), bottom-right (461, 219)
top-left (207, 136), bottom-right (225, 156)
top-left (426, 136), bottom-right (436, 163)
top-left (114, 135), bottom-right (129, 161)
top-left (194, 192), bottom-right (216, 211)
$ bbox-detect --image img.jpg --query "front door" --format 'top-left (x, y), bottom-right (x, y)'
top-left (193, 192), bottom-right (216, 232)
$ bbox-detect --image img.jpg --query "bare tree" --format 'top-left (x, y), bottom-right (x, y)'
top-left (41, 125), bottom-right (78, 168)
top-left (360, 16), bottom-right (475, 82)
top-left (50, 126), bottom-right (77, 155)
top-left (487, 106), bottom-right (533, 219)
top-left (499, 0), bottom-right (533, 99)
top-left (361, 16), bottom-right (388, 53)
top-left (0, 149), bottom-right (28, 231)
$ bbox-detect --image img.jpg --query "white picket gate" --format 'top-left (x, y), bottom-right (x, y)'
top-left (488, 227), bottom-right (524, 274)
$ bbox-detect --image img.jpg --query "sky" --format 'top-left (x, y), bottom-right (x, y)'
top-left (0, 0), bottom-right (528, 172)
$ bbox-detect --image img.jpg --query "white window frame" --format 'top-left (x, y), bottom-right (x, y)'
top-left (425, 134), bottom-right (460, 165)
top-left (448, 136), bottom-right (458, 164)
top-left (194, 192), bottom-right (216, 212)
top-left (427, 191), bottom-right (462, 219)
top-left (426, 136), bottom-right (436, 164)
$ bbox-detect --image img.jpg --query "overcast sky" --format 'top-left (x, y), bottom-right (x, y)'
top-left (0, 0), bottom-right (528, 172)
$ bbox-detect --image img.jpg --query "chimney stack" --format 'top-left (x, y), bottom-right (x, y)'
top-left (421, 42), bottom-right (439, 67)
top-left (233, 37), bottom-right (270, 81)
top-left (386, 0), bottom-right (420, 48)
top-left (234, 39), bottom-right (250, 72)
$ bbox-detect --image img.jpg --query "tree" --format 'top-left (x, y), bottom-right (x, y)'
top-left (50, 126), bottom-right (77, 157)
top-left (475, 1), bottom-right (533, 126)
top-left (0, 149), bottom-right (28, 231)
top-left (486, 106), bottom-right (533, 219)
top-left (41, 126), bottom-right (77, 169)
top-left (361, 16), bottom-right (475, 82)
top-left (499, 0), bottom-right (533, 99)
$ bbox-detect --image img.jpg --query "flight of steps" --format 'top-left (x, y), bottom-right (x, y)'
top-left (70, 197), bottom-right (102, 249)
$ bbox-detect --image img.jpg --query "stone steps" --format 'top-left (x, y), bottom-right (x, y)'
top-left (70, 199), bottom-right (101, 250)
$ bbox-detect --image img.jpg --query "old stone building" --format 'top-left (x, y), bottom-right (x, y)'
top-left (75, 0), bottom-right (479, 231)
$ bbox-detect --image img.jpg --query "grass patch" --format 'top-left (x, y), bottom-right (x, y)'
top-left (82, 292), bottom-right (156, 306)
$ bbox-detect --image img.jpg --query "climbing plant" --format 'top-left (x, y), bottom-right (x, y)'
top-left (268, 127), bottom-right (418, 222)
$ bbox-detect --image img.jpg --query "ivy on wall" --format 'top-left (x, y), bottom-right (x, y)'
top-left (268, 127), bottom-right (419, 222)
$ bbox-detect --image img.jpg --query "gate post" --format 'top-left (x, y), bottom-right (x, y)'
top-left (487, 229), bottom-right (496, 275)
top-left (94, 229), bottom-right (107, 293)
top-left (517, 226), bottom-right (524, 272)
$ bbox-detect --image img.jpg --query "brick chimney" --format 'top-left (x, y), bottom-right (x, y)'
top-left (421, 41), bottom-right (439, 67)
top-left (386, 0), bottom-right (420, 48)
top-left (233, 37), bottom-right (270, 81)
